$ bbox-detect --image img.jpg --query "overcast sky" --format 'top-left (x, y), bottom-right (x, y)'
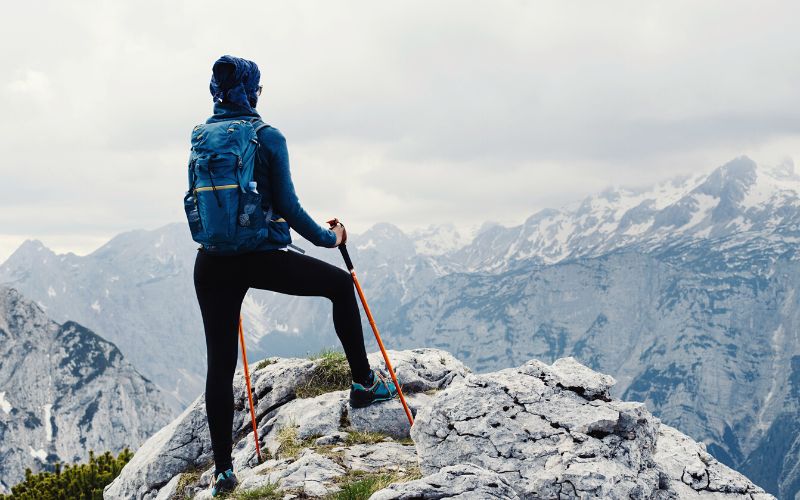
top-left (1, 1), bottom-right (799, 262)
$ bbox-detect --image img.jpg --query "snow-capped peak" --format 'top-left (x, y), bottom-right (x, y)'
top-left (410, 223), bottom-right (480, 256)
top-left (452, 156), bottom-right (800, 272)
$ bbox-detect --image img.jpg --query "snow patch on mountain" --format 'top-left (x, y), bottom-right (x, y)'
top-left (44, 403), bottom-right (53, 442)
top-left (0, 391), bottom-right (12, 414)
top-left (356, 239), bottom-right (375, 250)
top-left (409, 223), bottom-right (479, 255)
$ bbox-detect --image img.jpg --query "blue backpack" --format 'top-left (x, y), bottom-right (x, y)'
top-left (184, 119), bottom-right (272, 254)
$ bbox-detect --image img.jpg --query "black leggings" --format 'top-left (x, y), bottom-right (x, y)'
top-left (193, 248), bottom-right (371, 472)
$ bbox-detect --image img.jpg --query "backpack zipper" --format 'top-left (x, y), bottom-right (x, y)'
top-left (194, 184), bottom-right (238, 192)
top-left (208, 164), bottom-right (222, 207)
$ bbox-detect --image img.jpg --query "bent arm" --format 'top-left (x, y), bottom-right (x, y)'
top-left (260, 128), bottom-right (337, 247)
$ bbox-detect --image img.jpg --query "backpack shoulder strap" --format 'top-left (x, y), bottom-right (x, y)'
top-left (250, 119), bottom-right (271, 166)
top-left (249, 117), bottom-right (270, 135)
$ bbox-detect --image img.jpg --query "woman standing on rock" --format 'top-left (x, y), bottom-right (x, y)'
top-left (191, 55), bottom-right (399, 497)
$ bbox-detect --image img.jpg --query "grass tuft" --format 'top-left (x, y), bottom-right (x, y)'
top-left (308, 348), bottom-right (346, 361)
top-left (327, 467), bottom-right (423, 500)
top-left (344, 430), bottom-right (391, 446)
top-left (255, 358), bottom-right (278, 371)
top-left (175, 470), bottom-right (202, 498)
top-left (275, 425), bottom-right (302, 459)
top-left (342, 430), bottom-right (414, 446)
top-left (295, 349), bottom-right (352, 398)
top-left (233, 481), bottom-right (282, 499)
top-left (274, 424), bottom-right (318, 459)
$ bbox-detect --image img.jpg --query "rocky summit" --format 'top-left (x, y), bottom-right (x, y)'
top-left (104, 349), bottom-right (771, 499)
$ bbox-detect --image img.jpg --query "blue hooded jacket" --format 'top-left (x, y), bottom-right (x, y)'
top-left (207, 56), bottom-right (336, 250)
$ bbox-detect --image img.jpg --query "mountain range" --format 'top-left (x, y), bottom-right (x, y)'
top-left (2, 155), bottom-right (800, 497)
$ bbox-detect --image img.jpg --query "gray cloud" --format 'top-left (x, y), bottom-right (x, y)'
top-left (1, 0), bottom-right (799, 261)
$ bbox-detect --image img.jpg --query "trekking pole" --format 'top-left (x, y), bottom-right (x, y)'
top-left (238, 316), bottom-right (263, 463)
top-left (328, 219), bottom-right (414, 426)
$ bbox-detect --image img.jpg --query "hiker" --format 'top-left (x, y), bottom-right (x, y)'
top-left (190, 55), bottom-right (399, 496)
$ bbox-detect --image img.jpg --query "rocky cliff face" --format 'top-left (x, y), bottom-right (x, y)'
top-left (0, 287), bottom-right (172, 494)
top-left (104, 349), bottom-right (771, 499)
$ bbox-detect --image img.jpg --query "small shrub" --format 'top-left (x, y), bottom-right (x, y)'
top-left (1, 448), bottom-right (133, 500)
top-left (295, 349), bottom-right (351, 398)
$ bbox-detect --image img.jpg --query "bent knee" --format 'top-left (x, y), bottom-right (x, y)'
top-left (327, 269), bottom-right (354, 299)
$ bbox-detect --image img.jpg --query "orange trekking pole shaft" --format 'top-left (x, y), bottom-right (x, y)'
top-left (328, 219), bottom-right (414, 426)
top-left (238, 316), bottom-right (263, 463)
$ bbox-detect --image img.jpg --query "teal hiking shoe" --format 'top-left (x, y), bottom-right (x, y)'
top-left (350, 369), bottom-right (399, 408)
top-left (211, 468), bottom-right (238, 497)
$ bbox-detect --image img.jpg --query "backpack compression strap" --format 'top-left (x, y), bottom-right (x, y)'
top-left (250, 119), bottom-right (275, 223)
top-left (252, 119), bottom-right (271, 169)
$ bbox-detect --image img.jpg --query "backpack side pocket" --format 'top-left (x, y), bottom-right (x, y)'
top-left (184, 192), bottom-right (203, 241)
top-left (236, 191), bottom-right (268, 250)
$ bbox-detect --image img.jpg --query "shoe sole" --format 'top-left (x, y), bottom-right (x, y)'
top-left (349, 394), bottom-right (397, 408)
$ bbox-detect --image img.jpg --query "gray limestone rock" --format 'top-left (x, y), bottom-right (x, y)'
top-left (349, 393), bottom-right (432, 439)
top-left (152, 475), bottom-right (181, 500)
top-left (236, 451), bottom-right (345, 497)
top-left (105, 355), bottom-right (322, 499)
top-left (369, 463), bottom-right (519, 499)
top-left (105, 348), bottom-right (467, 499)
top-left (259, 390), bottom-right (348, 456)
top-left (103, 396), bottom-right (213, 499)
top-left (366, 348), bottom-right (470, 393)
top-left (315, 432), bottom-right (349, 446)
top-left (411, 358), bottom-right (772, 499)
top-left (342, 443), bottom-right (418, 472)
top-left (653, 425), bottom-right (774, 498)
top-left (105, 351), bottom-right (770, 499)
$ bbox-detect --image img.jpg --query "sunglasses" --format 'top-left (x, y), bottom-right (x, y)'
top-left (256, 85), bottom-right (263, 96)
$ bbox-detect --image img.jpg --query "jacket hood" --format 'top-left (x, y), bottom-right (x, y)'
top-left (206, 102), bottom-right (262, 124)
top-left (209, 55), bottom-right (261, 110)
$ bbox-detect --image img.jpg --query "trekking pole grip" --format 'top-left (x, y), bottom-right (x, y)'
top-left (328, 218), bottom-right (354, 271)
top-left (339, 244), bottom-right (355, 272)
